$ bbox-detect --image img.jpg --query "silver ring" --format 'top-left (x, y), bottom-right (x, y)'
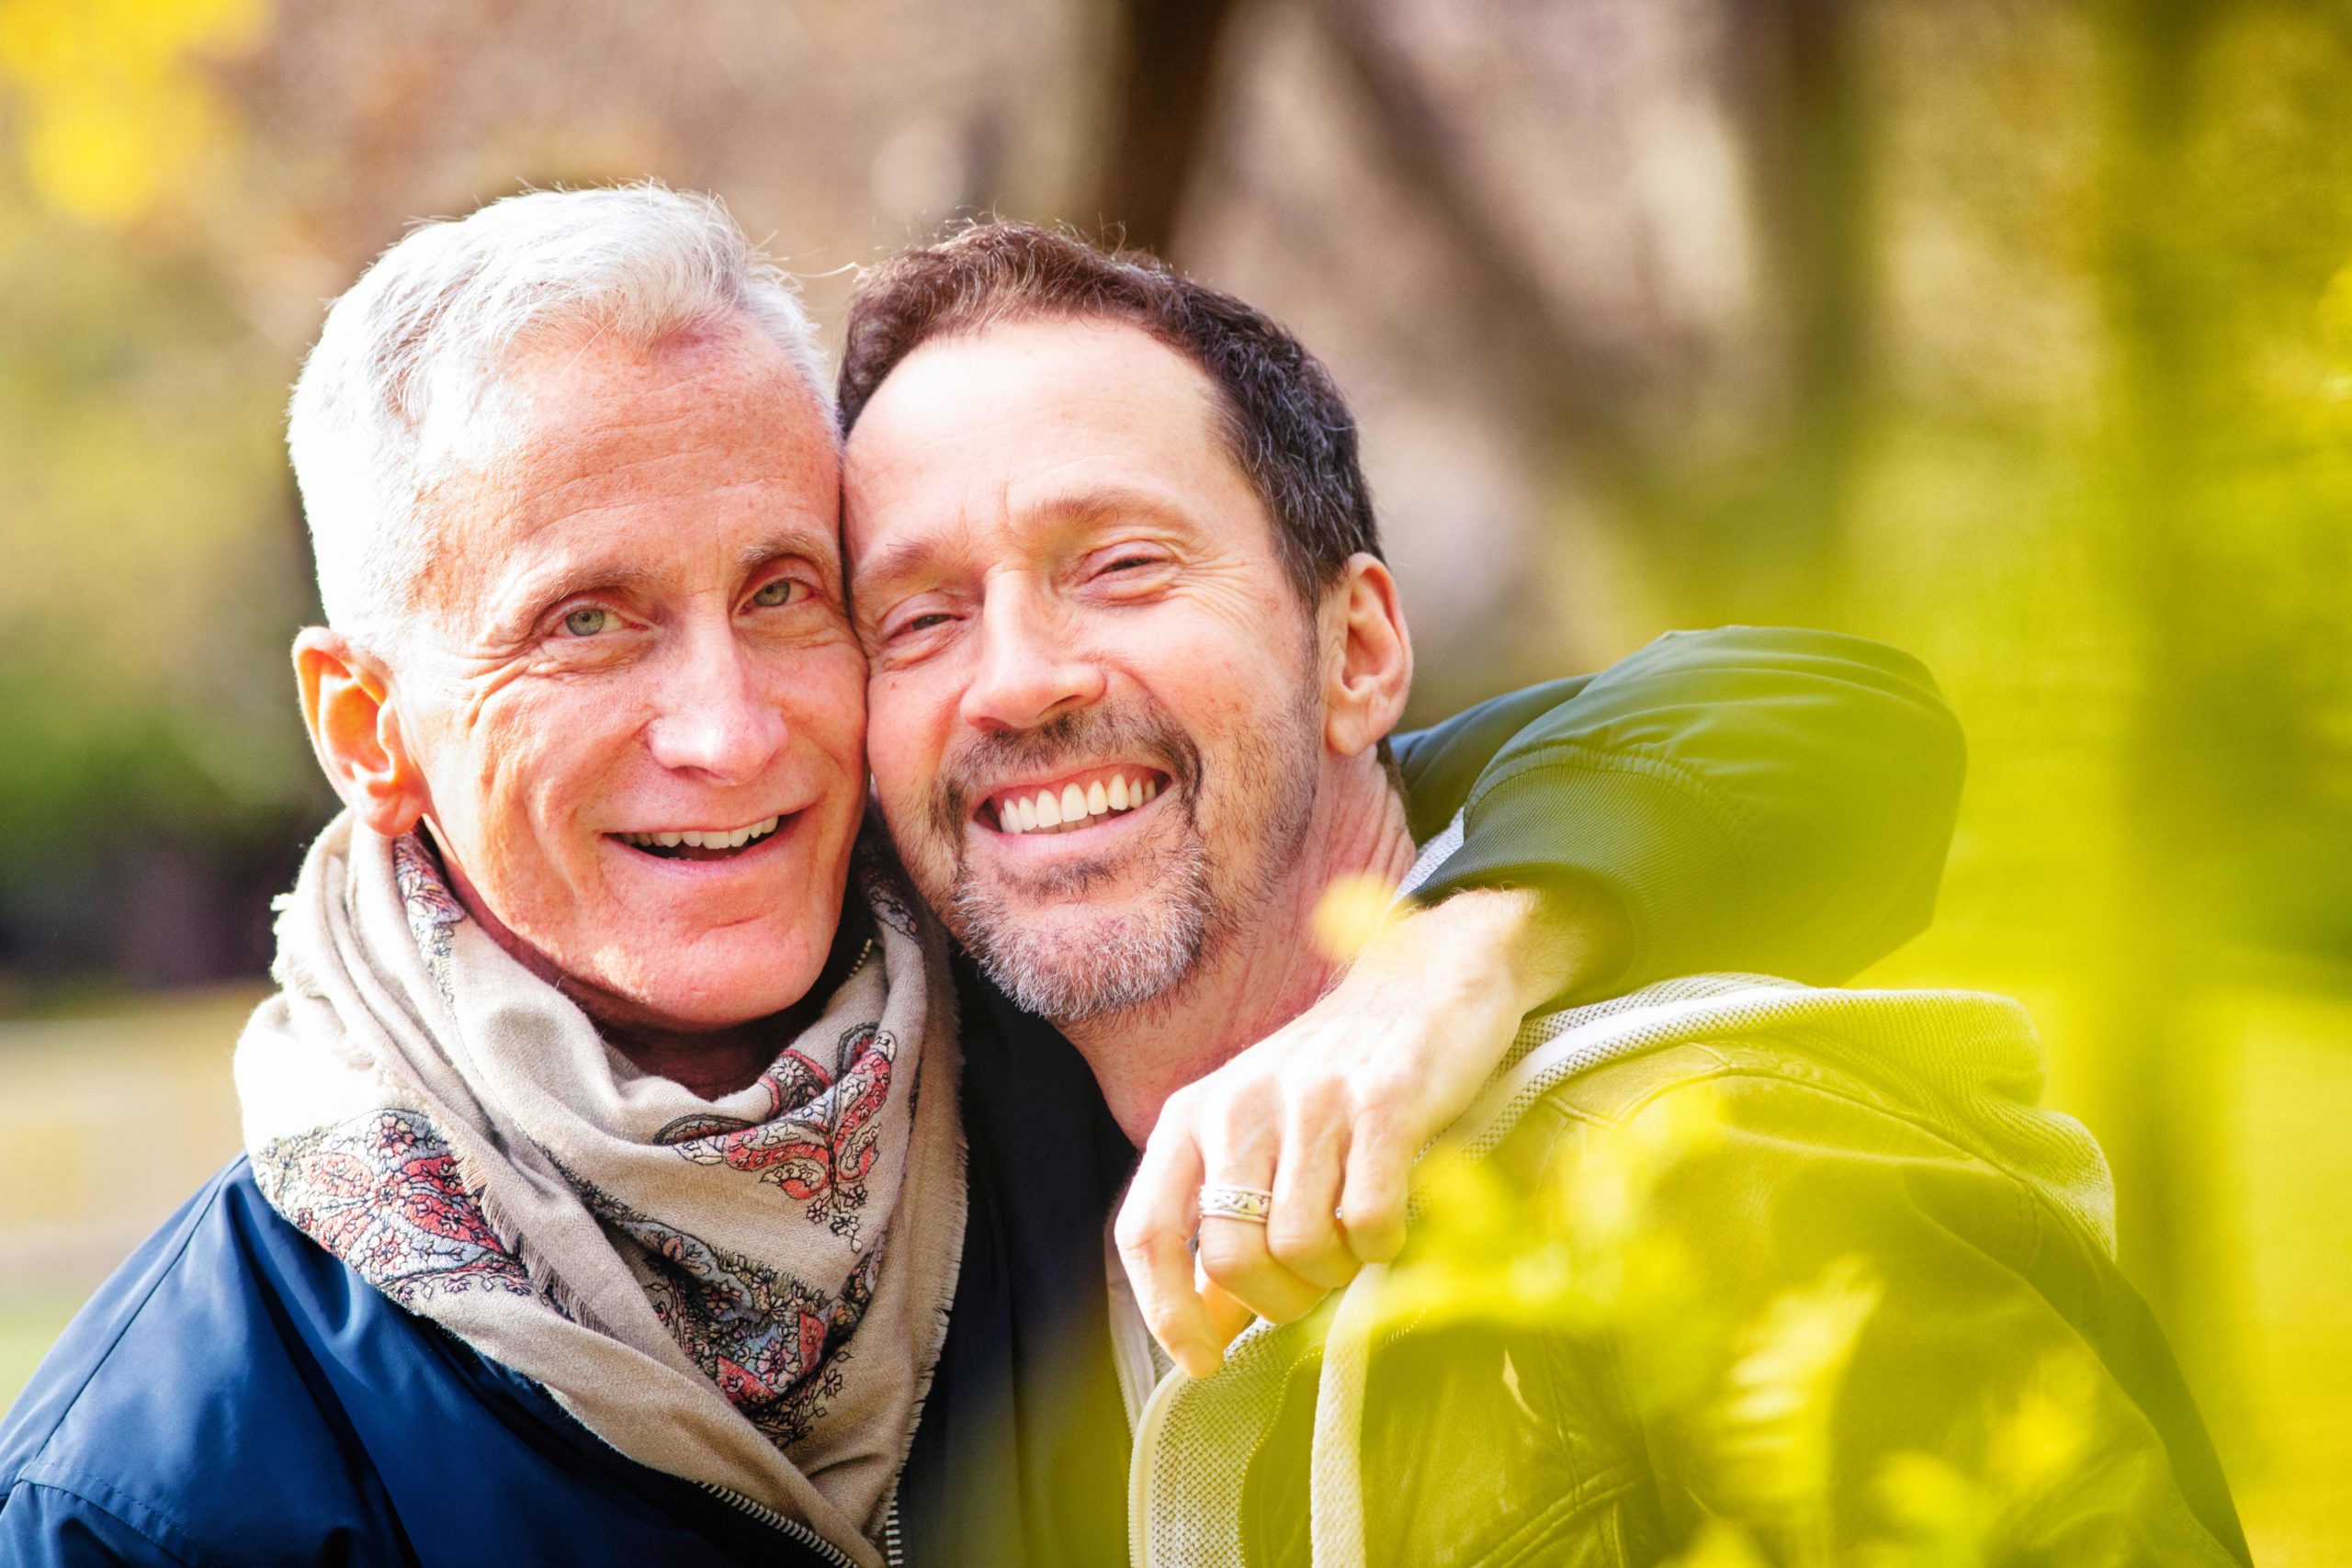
top-left (1197, 1184), bottom-right (1274, 1224)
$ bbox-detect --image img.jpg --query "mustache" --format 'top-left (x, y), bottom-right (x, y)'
top-left (930, 702), bottom-right (1203, 842)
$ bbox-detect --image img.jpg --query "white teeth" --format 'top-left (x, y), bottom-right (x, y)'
top-left (622, 816), bottom-right (781, 852)
top-left (988, 774), bottom-right (1171, 835)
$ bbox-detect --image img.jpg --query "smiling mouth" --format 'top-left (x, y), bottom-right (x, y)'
top-left (613, 815), bottom-right (785, 861)
top-left (986, 768), bottom-right (1168, 836)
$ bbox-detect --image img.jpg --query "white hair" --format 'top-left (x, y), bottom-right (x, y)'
top-left (287, 183), bottom-right (833, 643)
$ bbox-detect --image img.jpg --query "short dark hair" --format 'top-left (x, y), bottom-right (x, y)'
top-left (838, 221), bottom-right (1380, 608)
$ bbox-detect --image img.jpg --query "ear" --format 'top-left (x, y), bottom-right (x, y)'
top-left (292, 627), bottom-right (433, 838)
top-left (1319, 553), bottom-right (1413, 760)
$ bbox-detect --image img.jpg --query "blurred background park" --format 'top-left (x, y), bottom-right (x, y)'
top-left (0, 0), bottom-right (2346, 1559)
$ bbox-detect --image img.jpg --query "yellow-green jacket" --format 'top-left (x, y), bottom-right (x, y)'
top-left (1125, 975), bottom-right (2249, 1568)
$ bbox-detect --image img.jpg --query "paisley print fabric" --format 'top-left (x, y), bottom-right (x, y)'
top-left (391, 833), bottom-right (464, 1001)
top-left (659, 1023), bottom-right (898, 1243)
top-left (256, 1108), bottom-right (540, 1307)
top-left (236, 814), bottom-right (966, 1561)
top-left (579, 1175), bottom-right (883, 1447)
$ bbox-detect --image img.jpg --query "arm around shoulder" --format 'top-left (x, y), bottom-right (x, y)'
top-left (1398, 626), bottom-right (1966, 998)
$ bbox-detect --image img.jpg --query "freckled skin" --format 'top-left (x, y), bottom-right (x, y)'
top-left (842, 317), bottom-right (1321, 986)
top-left (395, 321), bottom-right (865, 1035)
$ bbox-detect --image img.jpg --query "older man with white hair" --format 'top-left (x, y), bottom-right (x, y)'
top-left (0, 186), bottom-right (1967, 1568)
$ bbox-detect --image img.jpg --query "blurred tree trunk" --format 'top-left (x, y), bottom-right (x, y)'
top-left (1717, 0), bottom-right (1870, 621)
top-left (1316, 0), bottom-right (1650, 498)
top-left (1091, 0), bottom-right (1250, 256)
top-left (1317, 0), bottom-right (1874, 626)
top-left (2091, 0), bottom-right (2238, 1421)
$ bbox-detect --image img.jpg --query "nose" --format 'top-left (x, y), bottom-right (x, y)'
top-left (958, 581), bottom-right (1106, 732)
top-left (644, 622), bottom-right (789, 784)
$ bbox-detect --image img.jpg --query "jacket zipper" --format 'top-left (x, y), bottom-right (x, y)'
top-left (696, 1480), bottom-right (870, 1568)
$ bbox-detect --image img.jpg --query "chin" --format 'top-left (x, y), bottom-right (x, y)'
top-left (584, 919), bottom-right (835, 1032)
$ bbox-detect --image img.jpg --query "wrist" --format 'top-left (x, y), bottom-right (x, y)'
top-left (1404, 880), bottom-right (1627, 1015)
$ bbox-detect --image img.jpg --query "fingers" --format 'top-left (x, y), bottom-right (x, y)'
top-left (1114, 1111), bottom-right (1223, 1379)
top-left (1197, 1268), bottom-right (1257, 1349)
top-left (1337, 1099), bottom-right (1412, 1263)
top-left (1264, 1080), bottom-right (1358, 1291)
top-left (1193, 1105), bottom-right (1329, 1329)
top-left (1122, 1017), bottom-right (1438, 1375)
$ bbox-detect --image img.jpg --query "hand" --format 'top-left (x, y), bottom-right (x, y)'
top-left (1114, 881), bottom-right (1622, 1377)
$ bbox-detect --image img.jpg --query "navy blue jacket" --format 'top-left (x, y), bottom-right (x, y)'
top-left (0, 1162), bottom-right (842, 1567)
top-left (0, 630), bottom-right (1966, 1565)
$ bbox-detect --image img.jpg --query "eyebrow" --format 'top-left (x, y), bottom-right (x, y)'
top-left (853, 482), bottom-right (1193, 595)
top-left (852, 533), bottom-right (951, 604)
top-left (486, 558), bottom-right (664, 628)
top-left (734, 524), bottom-right (842, 576)
top-left (490, 524), bottom-right (842, 626)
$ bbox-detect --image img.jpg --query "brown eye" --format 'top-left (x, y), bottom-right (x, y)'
top-left (751, 579), bottom-right (801, 608)
top-left (561, 606), bottom-right (612, 637)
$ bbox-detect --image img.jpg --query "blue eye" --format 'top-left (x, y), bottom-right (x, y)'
top-left (751, 579), bottom-right (800, 608)
top-left (561, 606), bottom-right (612, 637)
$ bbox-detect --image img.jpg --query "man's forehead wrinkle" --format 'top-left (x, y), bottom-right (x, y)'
top-left (512, 395), bottom-right (808, 482)
top-left (508, 446), bottom-right (803, 528)
top-left (499, 333), bottom-right (831, 465)
top-left (489, 390), bottom-right (839, 551)
top-left (1003, 468), bottom-right (1206, 536)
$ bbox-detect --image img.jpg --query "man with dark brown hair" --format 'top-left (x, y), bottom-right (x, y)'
top-left (838, 222), bottom-right (2245, 1567)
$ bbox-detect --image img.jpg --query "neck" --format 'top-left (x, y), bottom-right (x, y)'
top-left (1062, 759), bottom-right (1419, 1145)
top-left (597, 1016), bottom-right (786, 1100)
top-left (592, 914), bottom-right (867, 1098)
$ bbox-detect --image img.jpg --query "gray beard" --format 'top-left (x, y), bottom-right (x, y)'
top-left (949, 827), bottom-right (1219, 1023)
top-left (931, 682), bottom-right (1322, 1027)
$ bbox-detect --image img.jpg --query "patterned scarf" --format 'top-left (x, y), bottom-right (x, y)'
top-left (235, 814), bottom-right (964, 1566)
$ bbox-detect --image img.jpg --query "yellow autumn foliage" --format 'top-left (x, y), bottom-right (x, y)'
top-left (0, 0), bottom-right (267, 220)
